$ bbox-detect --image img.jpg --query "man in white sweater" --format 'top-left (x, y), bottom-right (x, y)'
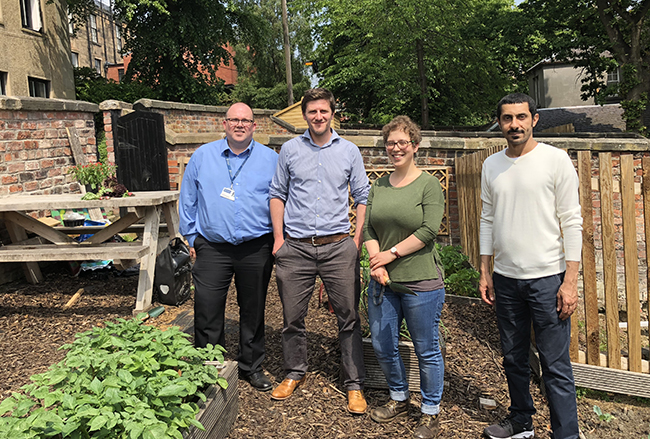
top-left (479, 93), bottom-right (583, 439)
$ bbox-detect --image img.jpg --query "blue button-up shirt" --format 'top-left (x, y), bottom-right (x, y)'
top-left (270, 129), bottom-right (370, 238)
top-left (179, 138), bottom-right (278, 247)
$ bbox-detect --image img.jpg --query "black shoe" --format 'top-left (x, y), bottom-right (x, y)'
top-left (241, 371), bottom-right (272, 392)
top-left (483, 414), bottom-right (534, 439)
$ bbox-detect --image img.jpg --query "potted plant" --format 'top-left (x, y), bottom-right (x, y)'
top-left (0, 316), bottom-right (238, 439)
top-left (68, 162), bottom-right (132, 200)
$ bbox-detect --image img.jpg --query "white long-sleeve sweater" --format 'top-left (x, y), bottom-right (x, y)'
top-left (479, 142), bottom-right (583, 279)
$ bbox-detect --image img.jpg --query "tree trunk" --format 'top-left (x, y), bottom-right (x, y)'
top-left (281, 0), bottom-right (294, 106)
top-left (416, 39), bottom-right (429, 129)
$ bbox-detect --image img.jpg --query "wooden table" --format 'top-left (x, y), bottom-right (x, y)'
top-left (0, 191), bottom-right (180, 312)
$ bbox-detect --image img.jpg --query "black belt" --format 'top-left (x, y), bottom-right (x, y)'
top-left (287, 233), bottom-right (349, 246)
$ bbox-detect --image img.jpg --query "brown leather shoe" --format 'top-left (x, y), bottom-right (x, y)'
top-left (347, 390), bottom-right (367, 414)
top-left (370, 399), bottom-right (409, 423)
top-left (413, 413), bottom-right (440, 438)
top-left (270, 376), bottom-right (306, 401)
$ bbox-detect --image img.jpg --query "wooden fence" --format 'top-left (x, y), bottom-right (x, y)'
top-left (457, 147), bottom-right (650, 397)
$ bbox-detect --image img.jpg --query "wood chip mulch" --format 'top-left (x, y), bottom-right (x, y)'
top-left (1, 263), bottom-right (649, 438)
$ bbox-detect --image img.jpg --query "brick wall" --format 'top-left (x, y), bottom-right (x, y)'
top-left (0, 97), bottom-right (99, 201)
top-left (0, 97), bottom-right (99, 282)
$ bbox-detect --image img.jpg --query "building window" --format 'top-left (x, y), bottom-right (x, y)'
top-left (0, 72), bottom-right (7, 95)
top-left (115, 25), bottom-right (122, 52)
top-left (71, 52), bottom-right (79, 68)
top-left (94, 59), bottom-right (101, 74)
top-left (68, 13), bottom-right (74, 35)
top-left (118, 68), bottom-right (125, 82)
top-left (607, 69), bottom-right (620, 85)
top-left (90, 14), bottom-right (98, 43)
top-left (28, 77), bottom-right (49, 98)
top-left (20, 0), bottom-right (43, 32)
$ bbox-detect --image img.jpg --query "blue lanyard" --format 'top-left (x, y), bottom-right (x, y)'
top-left (225, 149), bottom-right (251, 189)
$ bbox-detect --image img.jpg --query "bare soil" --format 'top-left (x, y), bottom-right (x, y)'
top-left (1, 263), bottom-right (649, 438)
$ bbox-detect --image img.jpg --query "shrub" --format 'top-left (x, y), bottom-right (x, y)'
top-left (0, 317), bottom-right (227, 439)
top-left (436, 244), bottom-right (480, 297)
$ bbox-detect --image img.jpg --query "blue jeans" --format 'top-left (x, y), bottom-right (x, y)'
top-left (367, 280), bottom-right (445, 415)
top-left (494, 272), bottom-right (579, 439)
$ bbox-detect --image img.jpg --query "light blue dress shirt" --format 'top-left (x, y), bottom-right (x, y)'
top-left (270, 129), bottom-right (370, 238)
top-left (179, 138), bottom-right (278, 247)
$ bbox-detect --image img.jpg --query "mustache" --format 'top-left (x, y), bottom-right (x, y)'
top-left (508, 129), bottom-right (524, 134)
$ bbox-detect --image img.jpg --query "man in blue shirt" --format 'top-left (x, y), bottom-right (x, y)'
top-left (269, 88), bottom-right (370, 414)
top-left (179, 102), bottom-right (278, 392)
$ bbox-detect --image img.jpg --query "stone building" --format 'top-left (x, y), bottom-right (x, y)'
top-left (68, 0), bottom-right (125, 80)
top-left (0, 0), bottom-right (75, 98)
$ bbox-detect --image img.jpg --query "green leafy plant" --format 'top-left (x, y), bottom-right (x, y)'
top-left (68, 162), bottom-right (116, 191)
top-left (436, 244), bottom-right (480, 297)
top-left (0, 317), bottom-right (227, 439)
top-left (593, 405), bottom-right (615, 422)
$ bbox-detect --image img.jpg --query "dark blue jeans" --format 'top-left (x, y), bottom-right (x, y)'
top-left (494, 272), bottom-right (579, 439)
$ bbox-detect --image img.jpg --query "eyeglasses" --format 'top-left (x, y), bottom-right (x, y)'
top-left (225, 118), bottom-right (254, 127)
top-left (385, 140), bottom-right (413, 148)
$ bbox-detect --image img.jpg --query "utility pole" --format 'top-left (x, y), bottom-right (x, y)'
top-left (281, 0), bottom-right (294, 106)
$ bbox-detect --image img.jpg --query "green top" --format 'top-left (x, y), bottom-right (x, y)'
top-left (363, 172), bottom-right (444, 282)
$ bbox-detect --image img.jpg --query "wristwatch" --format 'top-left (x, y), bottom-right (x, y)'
top-left (390, 246), bottom-right (401, 258)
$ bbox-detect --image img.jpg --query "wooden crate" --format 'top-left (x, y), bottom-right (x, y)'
top-left (184, 360), bottom-right (239, 439)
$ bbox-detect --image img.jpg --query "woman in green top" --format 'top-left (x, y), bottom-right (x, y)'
top-left (363, 116), bottom-right (445, 439)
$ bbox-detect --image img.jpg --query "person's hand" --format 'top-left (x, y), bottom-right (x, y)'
top-left (369, 251), bottom-right (396, 269)
top-left (189, 247), bottom-right (196, 260)
top-left (557, 278), bottom-right (578, 320)
top-left (479, 271), bottom-right (495, 305)
top-left (370, 266), bottom-right (388, 285)
top-left (272, 237), bottom-right (285, 256)
top-left (353, 233), bottom-right (363, 254)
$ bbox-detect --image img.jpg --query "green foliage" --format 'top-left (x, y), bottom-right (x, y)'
top-left (436, 244), bottom-right (480, 297)
top-left (306, 0), bottom-right (522, 127)
top-left (576, 386), bottom-right (588, 399)
top-left (593, 405), bottom-right (615, 422)
top-left (68, 162), bottom-right (116, 190)
top-left (230, 0), bottom-right (314, 108)
top-left (67, 0), bottom-right (257, 105)
top-left (74, 67), bottom-right (158, 105)
top-left (97, 132), bottom-right (108, 164)
top-left (112, 0), bottom-right (253, 105)
top-left (231, 77), bottom-right (311, 110)
top-left (0, 318), bottom-right (227, 439)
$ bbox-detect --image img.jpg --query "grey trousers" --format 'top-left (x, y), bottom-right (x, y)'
top-left (274, 236), bottom-right (365, 390)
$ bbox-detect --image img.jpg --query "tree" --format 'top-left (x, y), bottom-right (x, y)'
top-left (523, 0), bottom-right (650, 134)
top-left (230, 0), bottom-right (313, 109)
top-left (66, 0), bottom-right (261, 105)
top-left (309, 0), bottom-right (522, 127)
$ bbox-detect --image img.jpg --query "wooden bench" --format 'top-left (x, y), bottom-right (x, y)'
top-left (0, 242), bottom-right (150, 262)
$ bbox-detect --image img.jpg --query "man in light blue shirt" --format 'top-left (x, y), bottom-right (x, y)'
top-left (179, 102), bottom-right (278, 392)
top-left (269, 88), bottom-right (370, 414)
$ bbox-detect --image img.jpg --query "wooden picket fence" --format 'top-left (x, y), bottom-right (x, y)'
top-left (457, 147), bottom-right (650, 398)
